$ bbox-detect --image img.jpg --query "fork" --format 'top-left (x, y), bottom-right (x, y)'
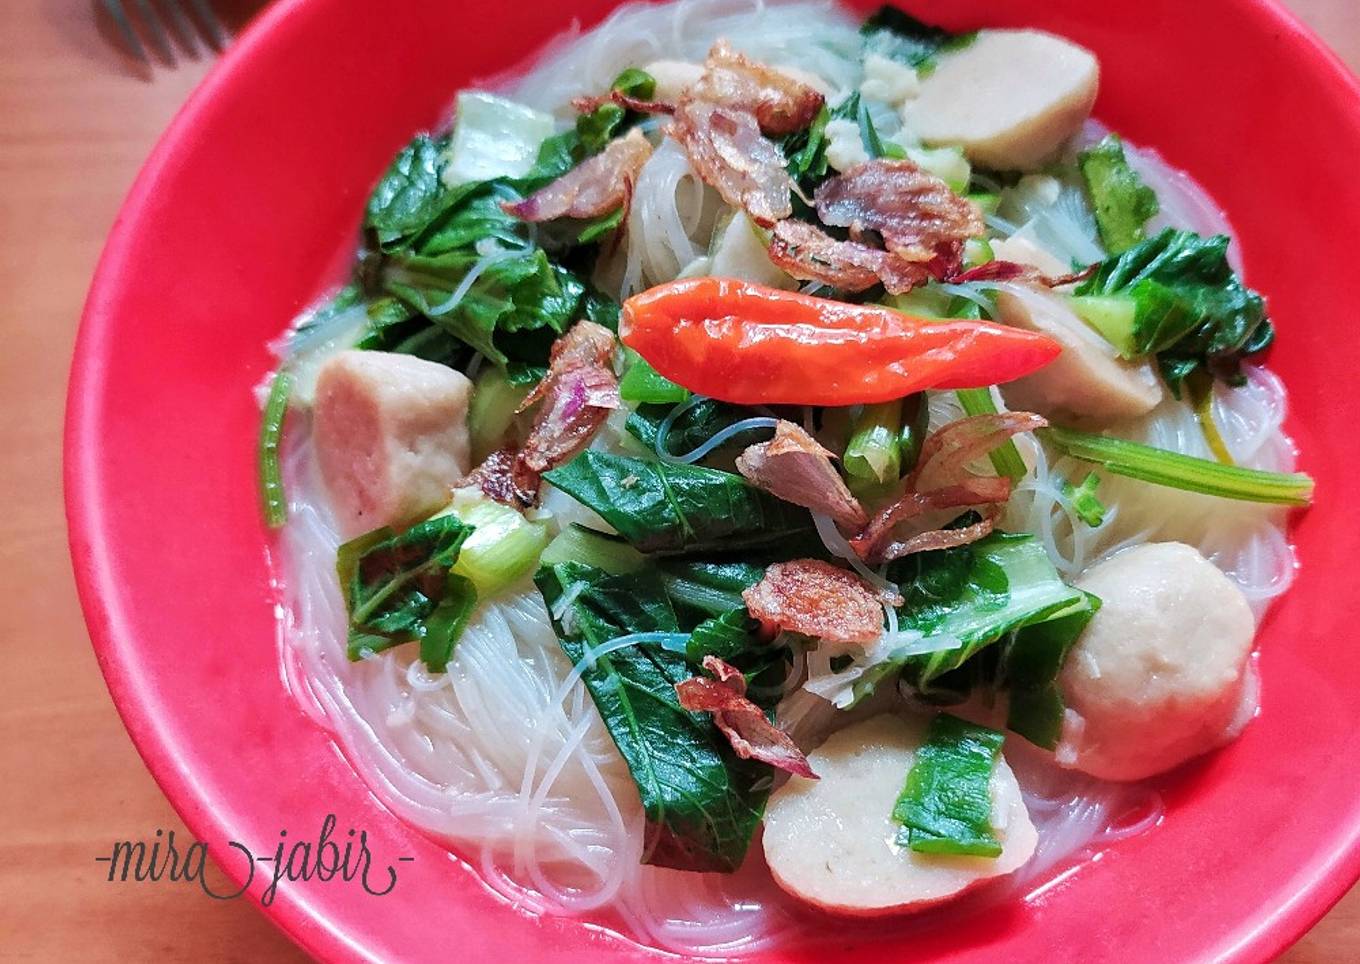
top-left (102, 0), bottom-right (229, 65)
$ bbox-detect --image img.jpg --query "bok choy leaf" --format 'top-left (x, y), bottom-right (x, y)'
top-left (536, 561), bottom-right (775, 872)
top-left (1003, 596), bottom-right (1100, 749)
top-left (893, 714), bottom-right (1006, 857)
top-left (1078, 134), bottom-right (1159, 255)
top-left (831, 529), bottom-right (1089, 706)
top-left (337, 515), bottom-right (478, 671)
top-left (543, 451), bottom-right (812, 554)
top-left (1074, 228), bottom-right (1273, 394)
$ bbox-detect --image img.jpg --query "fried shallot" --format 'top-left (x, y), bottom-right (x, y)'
top-left (676, 655), bottom-right (817, 778)
top-left (687, 40), bottom-right (824, 135)
top-left (465, 322), bottom-right (619, 507)
top-left (735, 420), bottom-right (867, 530)
top-left (502, 129), bottom-right (652, 223)
top-left (851, 412), bottom-right (1048, 563)
top-left (814, 159), bottom-right (984, 271)
top-left (742, 559), bottom-right (893, 645)
top-left (766, 219), bottom-right (931, 294)
top-left (669, 100), bottom-right (794, 227)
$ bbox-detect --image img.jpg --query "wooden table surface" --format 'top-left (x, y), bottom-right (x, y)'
top-left (1, 1), bottom-right (1356, 960)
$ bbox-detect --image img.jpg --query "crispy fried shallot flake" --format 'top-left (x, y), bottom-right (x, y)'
top-left (873, 503), bottom-right (1005, 558)
top-left (502, 129), bottom-right (652, 223)
top-left (951, 259), bottom-right (1097, 288)
top-left (669, 100), bottom-right (793, 227)
top-left (742, 559), bottom-right (887, 645)
top-left (476, 322), bottom-right (620, 506)
top-left (461, 446), bottom-right (528, 506)
top-left (766, 219), bottom-right (930, 294)
top-left (814, 159), bottom-right (984, 270)
top-left (676, 655), bottom-right (817, 778)
top-left (735, 420), bottom-right (867, 530)
top-left (570, 90), bottom-right (676, 116)
top-left (913, 411), bottom-right (1047, 492)
top-left (688, 40), bottom-right (824, 136)
top-left (851, 412), bottom-right (1047, 563)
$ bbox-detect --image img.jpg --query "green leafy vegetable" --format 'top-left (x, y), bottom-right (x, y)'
top-left (1075, 228), bottom-right (1273, 394)
top-left (835, 530), bottom-right (1088, 706)
top-left (355, 82), bottom-right (631, 375)
top-left (1004, 595), bottom-right (1100, 749)
top-left (785, 104), bottom-right (832, 188)
top-left (382, 246), bottom-right (586, 367)
top-left (419, 575), bottom-right (479, 671)
top-left (576, 68), bottom-right (657, 155)
top-left (1067, 294), bottom-right (1137, 358)
top-left (519, 128), bottom-right (582, 186)
top-left (897, 393), bottom-right (930, 474)
top-left (783, 93), bottom-right (862, 194)
top-left (893, 714), bottom-right (1005, 857)
top-left (338, 515), bottom-right (478, 671)
top-left (467, 366), bottom-right (531, 463)
top-left (899, 533), bottom-right (1089, 689)
top-left (524, 67), bottom-right (658, 184)
top-left (544, 451), bottom-right (811, 554)
top-left (258, 370), bottom-right (292, 528)
top-left (687, 609), bottom-right (761, 663)
top-left (1044, 425), bottom-right (1314, 505)
top-left (1078, 134), bottom-right (1159, 254)
top-left (657, 560), bottom-right (767, 618)
top-left (365, 134), bottom-right (451, 245)
top-left (626, 397), bottom-right (770, 456)
top-left (441, 491), bottom-right (550, 595)
top-left (857, 99), bottom-right (903, 160)
top-left (576, 205), bottom-right (627, 244)
top-left (536, 562), bottom-right (773, 872)
top-left (443, 92), bottom-right (557, 187)
top-left (1060, 471), bottom-right (1107, 526)
top-left (860, 6), bottom-right (975, 74)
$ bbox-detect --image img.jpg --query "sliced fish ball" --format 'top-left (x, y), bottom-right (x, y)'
top-left (763, 714), bottom-right (1036, 916)
top-left (904, 30), bottom-right (1099, 170)
top-left (996, 284), bottom-right (1163, 425)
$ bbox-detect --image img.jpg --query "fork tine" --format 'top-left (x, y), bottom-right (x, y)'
top-left (184, 0), bottom-right (227, 51)
top-left (159, 0), bottom-right (201, 58)
top-left (132, 0), bottom-right (176, 64)
top-left (101, 0), bottom-right (149, 63)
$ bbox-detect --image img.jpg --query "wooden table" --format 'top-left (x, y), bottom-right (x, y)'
top-left (1, 1), bottom-right (1355, 959)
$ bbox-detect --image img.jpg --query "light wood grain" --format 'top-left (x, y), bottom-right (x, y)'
top-left (0, 1), bottom-right (1354, 960)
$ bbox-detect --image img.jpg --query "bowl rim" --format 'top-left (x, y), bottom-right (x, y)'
top-left (65, 0), bottom-right (1360, 961)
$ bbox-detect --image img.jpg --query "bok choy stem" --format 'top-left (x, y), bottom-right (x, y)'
top-left (259, 370), bottom-right (292, 528)
top-left (843, 400), bottom-right (903, 484)
top-left (1044, 426), bottom-right (1313, 505)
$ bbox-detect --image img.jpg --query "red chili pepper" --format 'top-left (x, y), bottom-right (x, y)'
top-left (619, 278), bottom-right (1062, 406)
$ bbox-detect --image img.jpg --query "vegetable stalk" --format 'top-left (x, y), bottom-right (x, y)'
top-left (258, 370), bottom-right (292, 528)
top-left (843, 400), bottom-right (903, 484)
top-left (1044, 426), bottom-right (1313, 505)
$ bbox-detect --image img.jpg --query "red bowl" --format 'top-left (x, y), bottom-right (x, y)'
top-left (66, 0), bottom-right (1360, 960)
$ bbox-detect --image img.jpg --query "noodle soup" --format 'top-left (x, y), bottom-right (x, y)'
top-left (259, 0), bottom-right (1307, 954)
